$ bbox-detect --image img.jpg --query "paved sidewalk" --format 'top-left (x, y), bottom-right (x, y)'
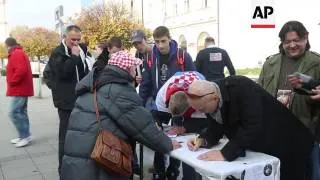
top-left (0, 77), bottom-right (159, 180)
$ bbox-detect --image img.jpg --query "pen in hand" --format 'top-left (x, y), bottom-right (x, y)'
top-left (193, 134), bottom-right (199, 150)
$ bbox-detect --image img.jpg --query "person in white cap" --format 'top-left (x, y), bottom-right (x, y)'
top-left (186, 76), bottom-right (313, 180)
top-left (60, 51), bottom-right (181, 180)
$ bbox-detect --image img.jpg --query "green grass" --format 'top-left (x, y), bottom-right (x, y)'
top-left (225, 67), bottom-right (261, 76)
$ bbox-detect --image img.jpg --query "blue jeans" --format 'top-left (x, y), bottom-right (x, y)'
top-left (9, 97), bottom-right (30, 138)
top-left (313, 143), bottom-right (320, 180)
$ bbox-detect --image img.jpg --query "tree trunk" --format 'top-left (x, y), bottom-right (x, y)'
top-left (37, 56), bottom-right (42, 98)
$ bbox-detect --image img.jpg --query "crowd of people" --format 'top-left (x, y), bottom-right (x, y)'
top-left (3, 20), bottom-right (320, 180)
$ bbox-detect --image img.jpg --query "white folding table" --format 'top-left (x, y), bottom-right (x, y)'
top-left (169, 135), bottom-right (280, 180)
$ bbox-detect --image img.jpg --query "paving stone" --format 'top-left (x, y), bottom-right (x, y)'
top-left (25, 144), bottom-right (55, 156)
top-left (1, 159), bottom-right (34, 169)
top-left (9, 174), bottom-right (43, 180)
top-left (36, 162), bottom-right (58, 174)
top-left (42, 171), bottom-right (59, 180)
top-left (31, 155), bottom-right (58, 165)
top-left (2, 165), bottom-right (40, 180)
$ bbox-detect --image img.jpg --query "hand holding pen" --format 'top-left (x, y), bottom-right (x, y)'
top-left (187, 134), bottom-right (204, 151)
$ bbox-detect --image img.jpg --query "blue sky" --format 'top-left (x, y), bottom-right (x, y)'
top-left (7, 0), bottom-right (81, 30)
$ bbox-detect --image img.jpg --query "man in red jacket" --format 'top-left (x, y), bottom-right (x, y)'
top-left (5, 37), bottom-right (34, 148)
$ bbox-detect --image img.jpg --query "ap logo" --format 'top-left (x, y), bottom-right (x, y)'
top-left (251, 0), bottom-right (275, 28)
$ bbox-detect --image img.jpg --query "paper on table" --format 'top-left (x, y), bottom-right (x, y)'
top-left (170, 135), bottom-right (280, 180)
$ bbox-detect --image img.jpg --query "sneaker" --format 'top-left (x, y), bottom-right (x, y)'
top-left (148, 166), bottom-right (155, 173)
top-left (10, 138), bottom-right (21, 144)
top-left (166, 171), bottom-right (179, 180)
top-left (133, 167), bottom-right (141, 175)
top-left (15, 136), bottom-right (32, 148)
top-left (153, 173), bottom-right (165, 180)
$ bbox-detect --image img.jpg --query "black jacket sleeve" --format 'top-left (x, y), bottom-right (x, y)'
top-left (224, 50), bottom-right (236, 76)
top-left (221, 81), bottom-right (263, 161)
top-left (54, 53), bottom-right (82, 80)
top-left (195, 51), bottom-right (203, 73)
top-left (199, 115), bottom-right (224, 147)
top-left (139, 65), bottom-right (153, 105)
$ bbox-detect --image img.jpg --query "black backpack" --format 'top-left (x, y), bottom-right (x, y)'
top-left (43, 62), bottom-right (55, 90)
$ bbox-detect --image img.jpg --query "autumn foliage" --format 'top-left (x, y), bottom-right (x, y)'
top-left (10, 26), bottom-right (60, 58)
top-left (0, 43), bottom-right (7, 60)
top-left (77, 2), bottom-right (151, 49)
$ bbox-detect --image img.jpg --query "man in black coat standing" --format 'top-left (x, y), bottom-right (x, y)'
top-left (186, 76), bottom-right (313, 180)
top-left (195, 37), bottom-right (235, 81)
top-left (47, 25), bottom-right (89, 175)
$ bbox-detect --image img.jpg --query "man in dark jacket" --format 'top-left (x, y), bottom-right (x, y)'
top-left (195, 37), bottom-right (235, 81)
top-left (138, 26), bottom-right (196, 179)
top-left (5, 37), bottom-right (34, 148)
top-left (60, 51), bottom-right (181, 180)
top-left (132, 30), bottom-right (152, 87)
top-left (131, 29), bottom-right (153, 175)
top-left (47, 25), bottom-right (89, 174)
top-left (186, 76), bottom-right (313, 180)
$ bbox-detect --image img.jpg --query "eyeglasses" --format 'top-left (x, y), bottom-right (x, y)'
top-left (186, 92), bottom-right (215, 99)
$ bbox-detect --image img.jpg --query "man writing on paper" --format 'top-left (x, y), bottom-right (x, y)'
top-left (153, 71), bottom-right (208, 179)
top-left (186, 76), bottom-right (313, 180)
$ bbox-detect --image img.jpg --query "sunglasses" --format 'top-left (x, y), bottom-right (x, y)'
top-left (186, 92), bottom-right (215, 99)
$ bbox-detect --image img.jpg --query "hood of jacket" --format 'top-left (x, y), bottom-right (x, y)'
top-left (152, 39), bottom-right (179, 62)
top-left (8, 45), bottom-right (23, 55)
top-left (76, 65), bottom-right (135, 96)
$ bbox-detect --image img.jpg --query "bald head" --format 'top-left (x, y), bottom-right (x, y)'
top-left (187, 80), bottom-right (220, 113)
top-left (188, 80), bottom-right (218, 97)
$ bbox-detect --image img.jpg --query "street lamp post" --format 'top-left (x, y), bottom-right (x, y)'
top-left (37, 56), bottom-right (42, 98)
top-left (141, 0), bottom-right (144, 25)
top-left (217, 0), bottom-right (220, 46)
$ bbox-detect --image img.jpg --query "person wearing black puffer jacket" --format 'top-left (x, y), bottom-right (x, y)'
top-left (93, 42), bottom-right (110, 71)
top-left (60, 51), bottom-right (181, 180)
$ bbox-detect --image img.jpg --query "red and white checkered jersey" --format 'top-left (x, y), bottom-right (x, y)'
top-left (154, 71), bottom-right (206, 118)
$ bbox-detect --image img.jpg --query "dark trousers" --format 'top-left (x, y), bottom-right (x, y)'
top-left (130, 141), bottom-right (140, 169)
top-left (57, 108), bottom-right (72, 175)
top-left (312, 143), bottom-right (320, 180)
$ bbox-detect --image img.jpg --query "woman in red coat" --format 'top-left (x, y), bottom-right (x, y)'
top-left (5, 37), bottom-right (34, 148)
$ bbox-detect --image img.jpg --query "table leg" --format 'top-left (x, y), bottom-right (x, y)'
top-left (139, 143), bottom-right (144, 180)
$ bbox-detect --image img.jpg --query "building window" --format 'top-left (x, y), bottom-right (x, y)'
top-left (197, 32), bottom-right (210, 52)
top-left (175, 2), bottom-right (178, 15)
top-left (179, 35), bottom-right (187, 51)
top-left (200, 0), bottom-right (208, 8)
top-left (184, 0), bottom-right (189, 13)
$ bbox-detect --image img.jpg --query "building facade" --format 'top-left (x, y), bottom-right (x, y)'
top-left (107, 0), bottom-right (219, 59)
top-left (159, 0), bottom-right (219, 59)
top-left (0, 0), bottom-right (9, 43)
